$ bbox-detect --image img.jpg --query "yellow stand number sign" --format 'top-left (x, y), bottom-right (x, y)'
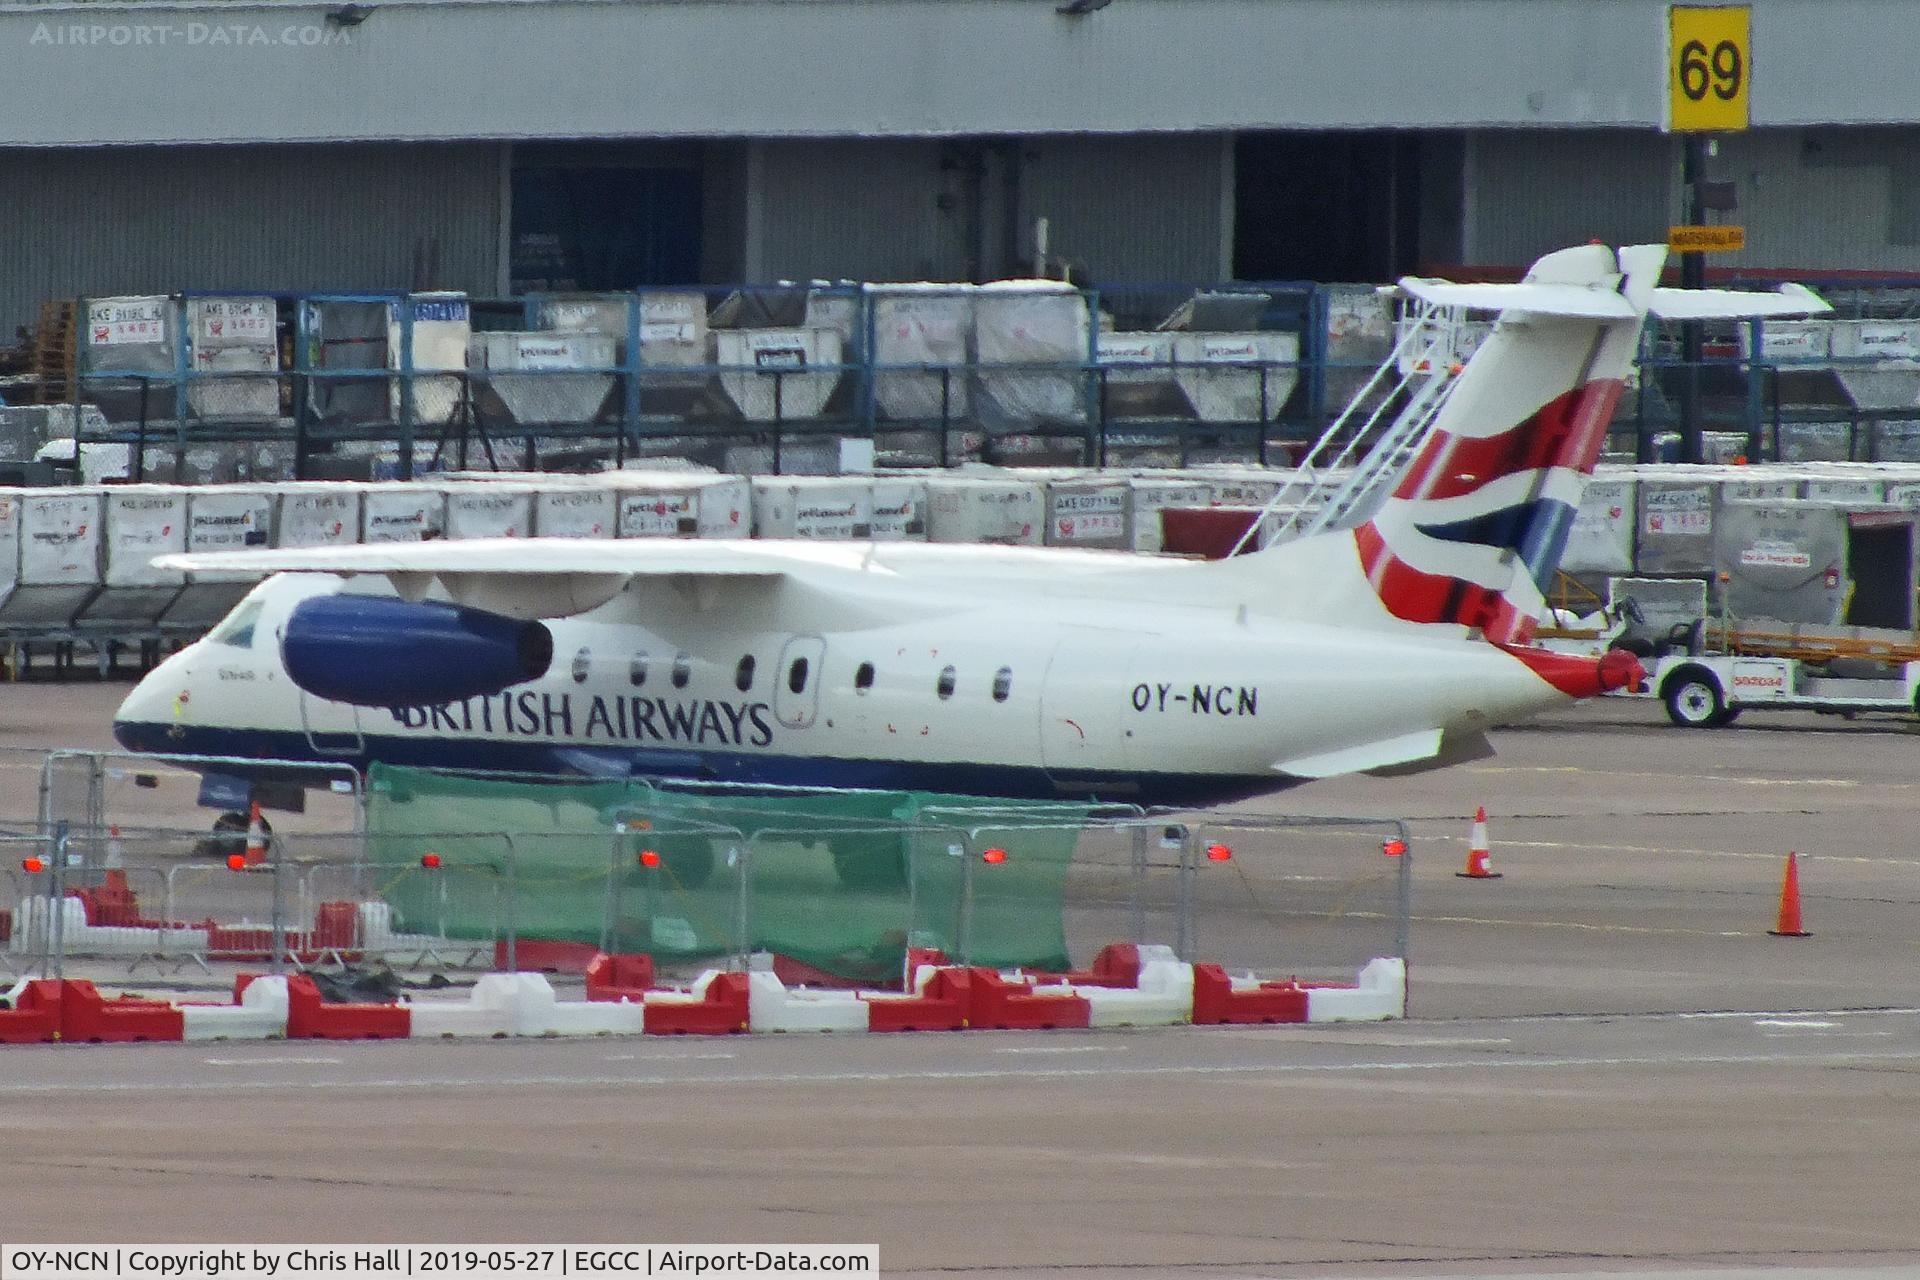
top-left (1669, 5), bottom-right (1750, 132)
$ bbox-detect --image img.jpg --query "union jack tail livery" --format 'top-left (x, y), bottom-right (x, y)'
top-left (1267, 243), bottom-right (1827, 649)
top-left (1353, 243), bottom-right (1661, 646)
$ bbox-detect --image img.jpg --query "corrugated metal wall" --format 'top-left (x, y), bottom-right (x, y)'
top-left (750, 135), bottom-right (1229, 285)
top-left (0, 142), bottom-right (500, 332)
top-left (1464, 130), bottom-right (1674, 269)
top-left (1019, 135), bottom-right (1228, 283)
top-left (752, 139), bottom-right (969, 283)
top-left (1718, 127), bottom-right (1920, 273)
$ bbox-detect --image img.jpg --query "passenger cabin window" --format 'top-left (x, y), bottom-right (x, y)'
top-left (993, 667), bottom-right (1013, 703)
top-left (207, 598), bottom-right (265, 649)
top-left (788, 657), bottom-right (810, 694)
top-left (629, 653), bottom-right (648, 687)
top-left (735, 655), bottom-right (756, 692)
top-left (672, 653), bottom-right (692, 689)
top-left (571, 648), bottom-right (592, 684)
top-left (937, 666), bottom-right (957, 700)
top-left (854, 662), bottom-right (875, 693)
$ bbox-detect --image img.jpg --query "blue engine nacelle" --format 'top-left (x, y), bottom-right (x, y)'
top-left (282, 594), bottom-right (554, 707)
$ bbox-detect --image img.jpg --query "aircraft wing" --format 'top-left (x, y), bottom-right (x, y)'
top-left (155, 537), bottom-right (797, 620)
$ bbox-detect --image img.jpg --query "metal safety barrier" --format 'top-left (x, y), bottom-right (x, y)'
top-left (0, 804), bottom-right (1413, 991)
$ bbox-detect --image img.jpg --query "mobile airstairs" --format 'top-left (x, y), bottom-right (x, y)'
top-left (1229, 291), bottom-right (1480, 554)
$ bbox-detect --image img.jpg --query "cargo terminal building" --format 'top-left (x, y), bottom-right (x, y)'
top-left (1, 0), bottom-right (1919, 329)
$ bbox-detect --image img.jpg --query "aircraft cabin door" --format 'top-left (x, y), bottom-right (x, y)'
top-left (1039, 634), bottom-right (1139, 792)
top-left (298, 690), bottom-right (365, 756)
top-left (774, 634), bottom-right (828, 729)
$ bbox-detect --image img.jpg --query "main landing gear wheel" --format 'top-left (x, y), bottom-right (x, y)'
top-left (1663, 669), bottom-right (1730, 728)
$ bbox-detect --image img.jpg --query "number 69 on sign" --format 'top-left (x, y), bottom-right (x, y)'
top-left (1669, 5), bottom-right (1750, 132)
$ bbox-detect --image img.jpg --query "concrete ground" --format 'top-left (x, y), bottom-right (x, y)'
top-left (4, 683), bottom-right (1920, 1278)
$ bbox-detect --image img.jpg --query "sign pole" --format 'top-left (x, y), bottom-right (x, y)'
top-left (1680, 133), bottom-right (1710, 464)
top-left (1666, 4), bottom-right (1751, 464)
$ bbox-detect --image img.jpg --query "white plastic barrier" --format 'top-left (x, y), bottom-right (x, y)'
top-left (404, 973), bottom-right (650, 1038)
top-left (354, 902), bottom-right (453, 960)
top-left (181, 975), bottom-right (290, 1042)
top-left (746, 970), bottom-right (870, 1034)
top-left (502, 973), bottom-right (648, 1036)
top-left (1304, 957), bottom-right (1407, 1023)
top-left (1079, 946), bottom-right (1195, 1028)
top-left (408, 974), bottom-right (520, 1038)
top-left (5, 896), bottom-right (208, 958)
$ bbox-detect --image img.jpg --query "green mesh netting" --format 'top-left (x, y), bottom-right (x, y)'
top-left (363, 764), bottom-right (1091, 981)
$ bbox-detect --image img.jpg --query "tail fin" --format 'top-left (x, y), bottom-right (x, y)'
top-left (1347, 244), bottom-right (1827, 645)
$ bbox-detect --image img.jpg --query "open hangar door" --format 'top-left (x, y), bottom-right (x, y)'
top-left (1233, 131), bottom-right (1431, 283)
top-left (510, 145), bottom-right (707, 292)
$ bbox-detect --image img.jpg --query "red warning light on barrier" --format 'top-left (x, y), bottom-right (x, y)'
top-left (225, 853), bottom-right (247, 872)
top-left (638, 849), bottom-right (662, 868)
top-left (1383, 838), bottom-right (1408, 857)
top-left (21, 856), bottom-right (44, 874)
top-left (1205, 843), bottom-right (1233, 862)
top-left (420, 852), bottom-right (442, 869)
top-left (981, 847), bottom-right (1008, 865)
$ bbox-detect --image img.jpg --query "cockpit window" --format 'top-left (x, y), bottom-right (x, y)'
top-left (207, 598), bottom-right (266, 649)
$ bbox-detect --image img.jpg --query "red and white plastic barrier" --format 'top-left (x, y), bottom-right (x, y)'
top-left (182, 975), bottom-right (290, 1041)
top-left (0, 946), bottom-right (1404, 1045)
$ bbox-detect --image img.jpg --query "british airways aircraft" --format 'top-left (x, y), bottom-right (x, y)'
top-left (112, 244), bottom-right (1825, 805)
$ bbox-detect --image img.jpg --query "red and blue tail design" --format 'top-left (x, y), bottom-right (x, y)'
top-left (1354, 376), bottom-right (1626, 644)
top-left (1352, 244), bottom-right (1658, 645)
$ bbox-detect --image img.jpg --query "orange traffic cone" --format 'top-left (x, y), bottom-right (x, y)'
top-left (1768, 851), bottom-right (1810, 937)
top-left (244, 801), bottom-right (269, 867)
top-left (1456, 805), bottom-right (1502, 879)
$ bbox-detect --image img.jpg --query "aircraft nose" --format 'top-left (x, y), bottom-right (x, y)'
top-left (113, 665), bottom-right (180, 752)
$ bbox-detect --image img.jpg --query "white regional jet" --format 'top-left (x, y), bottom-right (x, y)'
top-left (113, 244), bottom-right (1826, 806)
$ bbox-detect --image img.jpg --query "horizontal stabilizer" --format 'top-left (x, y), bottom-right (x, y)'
top-left (1396, 279), bottom-right (1636, 319)
top-left (1647, 283), bottom-right (1831, 319)
top-left (1399, 278), bottom-right (1830, 322)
